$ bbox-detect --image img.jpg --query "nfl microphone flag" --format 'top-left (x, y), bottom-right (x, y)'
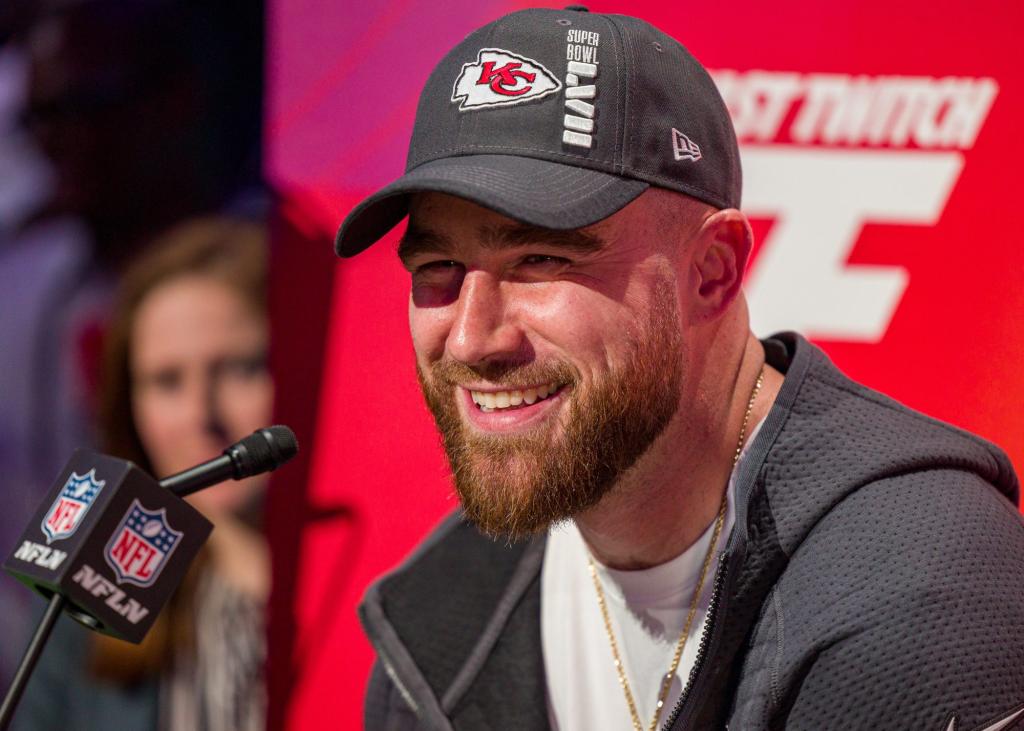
top-left (3, 449), bottom-right (212, 644)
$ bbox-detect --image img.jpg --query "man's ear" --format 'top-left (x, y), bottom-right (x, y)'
top-left (690, 209), bottom-right (753, 319)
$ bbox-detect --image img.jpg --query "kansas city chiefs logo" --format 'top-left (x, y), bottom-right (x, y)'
top-left (452, 48), bottom-right (561, 111)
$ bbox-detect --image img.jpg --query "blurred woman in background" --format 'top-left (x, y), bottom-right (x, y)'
top-left (15, 216), bottom-right (272, 731)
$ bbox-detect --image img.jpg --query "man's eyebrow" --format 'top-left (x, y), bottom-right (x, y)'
top-left (484, 222), bottom-right (604, 253)
top-left (397, 220), bottom-right (605, 266)
top-left (397, 226), bottom-right (452, 265)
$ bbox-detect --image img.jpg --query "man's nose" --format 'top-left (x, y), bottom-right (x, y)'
top-left (446, 271), bottom-right (523, 366)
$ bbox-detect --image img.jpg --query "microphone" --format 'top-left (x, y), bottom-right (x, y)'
top-left (0, 425), bottom-right (298, 729)
top-left (160, 425), bottom-right (299, 496)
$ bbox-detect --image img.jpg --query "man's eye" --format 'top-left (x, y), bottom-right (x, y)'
top-left (416, 260), bottom-right (459, 273)
top-left (521, 254), bottom-right (568, 266)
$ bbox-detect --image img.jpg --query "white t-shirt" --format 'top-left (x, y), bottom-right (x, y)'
top-left (541, 420), bottom-right (762, 731)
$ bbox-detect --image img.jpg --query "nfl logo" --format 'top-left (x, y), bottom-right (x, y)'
top-left (41, 469), bottom-right (106, 544)
top-left (104, 500), bottom-right (183, 588)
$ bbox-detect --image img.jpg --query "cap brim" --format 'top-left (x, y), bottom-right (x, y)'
top-left (334, 154), bottom-right (649, 257)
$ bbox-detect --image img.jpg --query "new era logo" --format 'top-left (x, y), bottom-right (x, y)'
top-left (452, 49), bottom-right (561, 111)
top-left (672, 128), bottom-right (701, 162)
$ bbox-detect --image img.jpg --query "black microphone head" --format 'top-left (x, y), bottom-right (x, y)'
top-left (259, 425), bottom-right (299, 467)
top-left (227, 425), bottom-right (299, 479)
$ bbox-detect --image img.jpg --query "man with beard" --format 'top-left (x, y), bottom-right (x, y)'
top-left (333, 8), bottom-right (1024, 731)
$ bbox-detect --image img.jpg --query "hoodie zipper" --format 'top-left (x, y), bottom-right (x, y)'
top-left (375, 643), bottom-right (422, 718)
top-left (660, 552), bottom-right (730, 731)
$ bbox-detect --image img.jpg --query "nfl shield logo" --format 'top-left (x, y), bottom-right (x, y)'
top-left (104, 500), bottom-right (182, 587)
top-left (41, 469), bottom-right (106, 544)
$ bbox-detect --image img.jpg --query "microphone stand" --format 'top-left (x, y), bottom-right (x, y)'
top-left (0, 594), bottom-right (64, 730)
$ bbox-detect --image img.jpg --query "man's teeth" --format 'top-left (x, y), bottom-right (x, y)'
top-left (470, 383), bottom-right (560, 412)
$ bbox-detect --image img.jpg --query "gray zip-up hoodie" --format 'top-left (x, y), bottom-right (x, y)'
top-left (358, 333), bottom-right (1024, 730)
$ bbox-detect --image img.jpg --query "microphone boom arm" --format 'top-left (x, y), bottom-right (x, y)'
top-left (161, 425), bottom-right (299, 497)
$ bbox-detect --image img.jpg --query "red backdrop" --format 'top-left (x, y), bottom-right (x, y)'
top-left (264, 1), bottom-right (1024, 728)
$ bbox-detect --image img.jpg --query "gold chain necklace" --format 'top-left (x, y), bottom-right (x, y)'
top-left (587, 367), bottom-right (765, 731)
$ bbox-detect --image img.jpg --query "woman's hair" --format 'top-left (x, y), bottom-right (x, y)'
top-left (91, 216), bottom-right (268, 682)
top-left (99, 216), bottom-right (268, 473)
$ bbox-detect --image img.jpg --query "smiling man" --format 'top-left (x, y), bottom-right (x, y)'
top-left (333, 7), bottom-right (1024, 731)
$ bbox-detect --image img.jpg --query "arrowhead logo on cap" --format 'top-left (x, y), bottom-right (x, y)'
top-left (452, 48), bottom-right (561, 111)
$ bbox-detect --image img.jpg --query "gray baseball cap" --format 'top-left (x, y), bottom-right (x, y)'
top-left (335, 6), bottom-right (741, 257)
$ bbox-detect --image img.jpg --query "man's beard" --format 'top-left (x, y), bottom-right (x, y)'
top-left (417, 284), bottom-right (684, 539)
